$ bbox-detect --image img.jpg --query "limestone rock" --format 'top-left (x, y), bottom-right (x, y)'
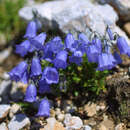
top-left (0, 122), bottom-right (8, 130)
top-left (19, 0), bottom-right (118, 35)
top-left (99, 0), bottom-right (130, 21)
top-left (64, 114), bottom-right (83, 129)
top-left (8, 114), bottom-right (30, 130)
top-left (0, 104), bottom-right (11, 120)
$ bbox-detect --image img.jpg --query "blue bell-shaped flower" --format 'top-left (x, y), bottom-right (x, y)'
top-left (24, 21), bottom-right (37, 39)
top-left (30, 57), bottom-right (42, 78)
top-left (65, 33), bottom-right (75, 50)
top-left (117, 36), bottom-right (129, 55)
top-left (53, 50), bottom-right (68, 69)
top-left (30, 33), bottom-right (46, 50)
top-left (49, 36), bottom-right (64, 54)
top-left (15, 40), bottom-right (31, 57)
top-left (42, 67), bottom-right (59, 84)
top-left (36, 98), bottom-right (50, 117)
top-left (20, 71), bottom-right (29, 84)
top-left (92, 37), bottom-right (102, 53)
top-left (69, 54), bottom-right (83, 65)
top-left (39, 80), bottom-right (51, 94)
top-left (8, 61), bottom-right (28, 82)
top-left (113, 51), bottom-right (122, 64)
top-left (24, 84), bottom-right (37, 102)
top-left (96, 53), bottom-right (116, 71)
top-left (78, 33), bottom-right (89, 45)
top-left (107, 27), bottom-right (114, 40)
top-left (86, 44), bottom-right (99, 63)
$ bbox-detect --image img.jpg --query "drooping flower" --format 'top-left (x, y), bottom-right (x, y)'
top-left (20, 71), bottom-right (29, 84)
top-left (126, 47), bottom-right (130, 57)
top-left (8, 61), bottom-right (28, 82)
top-left (24, 21), bottom-right (37, 39)
top-left (78, 33), bottom-right (89, 45)
top-left (42, 43), bottom-right (54, 62)
top-left (96, 53), bottom-right (116, 71)
top-left (24, 84), bottom-right (37, 102)
top-left (42, 67), bottom-right (59, 84)
top-left (39, 80), bottom-right (51, 94)
top-left (30, 33), bottom-right (46, 50)
top-left (86, 44), bottom-right (99, 63)
top-left (36, 98), bottom-right (50, 117)
top-left (113, 51), bottom-right (122, 64)
top-left (65, 33), bottom-right (75, 50)
top-left (107, 27), bottom-right (114, 40)
top-left (15, 40), bottom-right (31, 57)
top-left (53, 50), bottom-right (68, 69)
top-left (30, 57), bottom-right (42, 78)
top-left (49, 36), bottom-right (64, 54)
top-left (92, 37), bottom-right (102, 53)
top-left (69, 54), bottom-right (83, 65)
top-left (117, 36), bottom-right (129, 54)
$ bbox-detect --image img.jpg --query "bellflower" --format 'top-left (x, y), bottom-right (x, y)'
top-left (42, 43), bottom-right (54, 62)
top-left (65, 33), bottom-right (75, 50)
top-left (36, 98), bottom-right (50, 117)
top-left (53, 50), bottom-right (68, 69)
top-left (127, 47), bottom-right (130, 57)
top-left (15, 40), bottom-right (31, 57)
top-left (69, 54), bottom-right (83, 65)
top-left (42, 67), bottom-right (59, 84)
top-left (86, 44), bottom-right (99, 63)
top-left (49, 36), bottom-right (64, 54)
top-left (24, 84), bottom-right (37, 102)
top-left (117, 36), bottom-right (129, 54)
top-left (107, 27), bottom-right (114, 40)
top-left (20, 71), bottom-right (29, 84)
top-left (39, 80), bottom-right (51, 94)
top-left (8, 61), bottom-right (28, 82)
top-left (92, 37), bottom-right (102, 53)
top-left (78, 33), bottom-right (89, 45)
top-left (30, 33), bottom-right (46, 50)
top-left (30, 57), bottom-right (42, 78)
top-left (97, 53), bottom-right (116, 71)
top-left (113, 51), bottom-right (122, 64)
top-left (24, 21), bottom-right (37, 39)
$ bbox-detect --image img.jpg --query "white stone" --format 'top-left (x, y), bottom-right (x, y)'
top-left (19, 0), bottom-right (118, 35)
top-left (8, 114), bottom-right (30, 130)
top-left (84, 125), bottom-right (92, 130)
top-left (0, 122), bottom-right (8, 130)
top-left (0, 104), bottom-right (11, 120)
top-left (0, 80), bottom-right (11, 96)
top-left (64, 114), bottom-right (83, 129)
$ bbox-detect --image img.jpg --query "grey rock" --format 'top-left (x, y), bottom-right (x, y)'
top-left (99, 0), bottom-right (130, 21)
top-left (19, 0), bottom-right (118, 35)
top-left (0, 48), bottom-right (12, 64)
top-left (64, 114), bottom-right (83, 129)
top-left (8, 114), bottom-right (30, 130)
top-left (84, 125), bottom-right (92, 130)
top-left (0, 122), bottom-right (8, 130)
top-left (0, 80), bottom-right (11, 96)
top-left (0, 104), bottom-right (11, 120)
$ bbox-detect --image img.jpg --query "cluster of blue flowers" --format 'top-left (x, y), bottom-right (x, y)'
top-left (9, 20), bottom-right (130, 117)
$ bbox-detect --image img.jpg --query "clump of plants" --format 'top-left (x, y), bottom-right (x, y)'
top-left (0, 0), bottom-right (26, 41)
top-left (8, 18), bottom-right (130, 117)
